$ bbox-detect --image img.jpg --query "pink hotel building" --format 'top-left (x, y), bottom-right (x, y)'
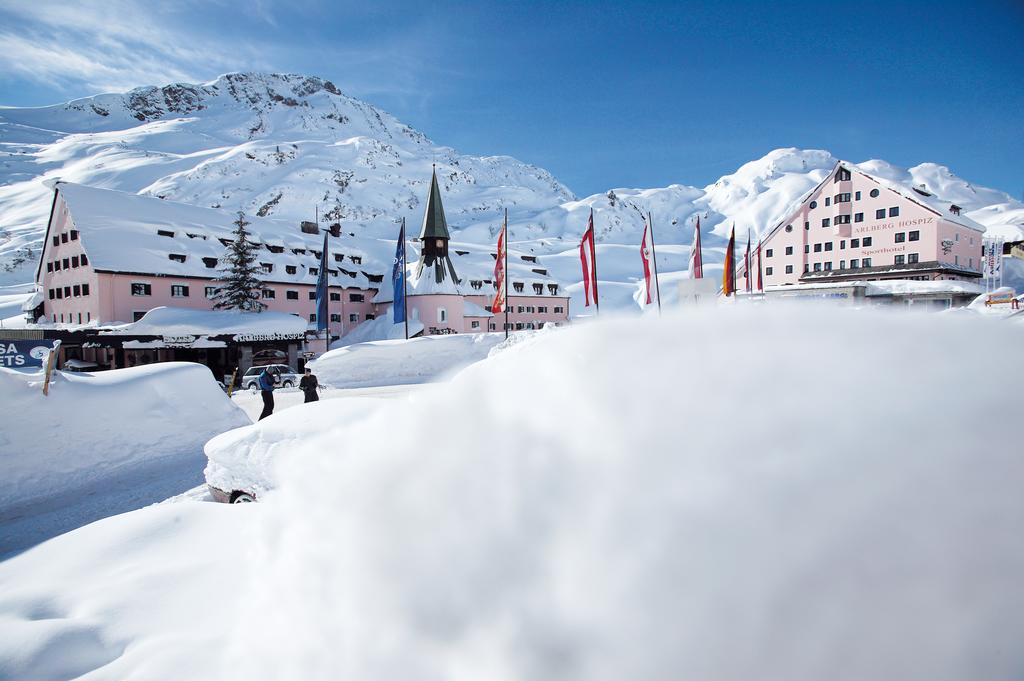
top-left (29, 176), bottom-right (569, 344)
top-left (745, 162), bottom-right (985, 288)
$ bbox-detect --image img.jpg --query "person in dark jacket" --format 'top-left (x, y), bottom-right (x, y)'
top-left (257, 366), bottom-right (277, 420)
top-left (299, 367), bottom-right (320, 403)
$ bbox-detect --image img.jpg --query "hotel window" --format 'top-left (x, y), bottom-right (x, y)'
top-left (909, 230), bottom-right (919, 241)
top-left (286, 265), bottom-right (297, 274)
top-left (348, 293), bottom-right (364, 302)
top-left (310, 268), bottom-right (318, 276)
top-left (54, 260), bottom-right (61, 271)
top-left (862, 237), bottom-right (873, 247)
top-left (171, 284), bottom-right (189, 297)
top-left (804, 221), bottom-right (810, 230)
top-left (851, 238), bottom-right (860, 248)
top-left (47, 262), bottom-right (53, 272)
top-left (82, 284), bottom-right (90, 296)
top-left (875, 209), bottom-right (886, 219)
top-left (330, 292), bottom-right (341, 302)
top-left (870, 188), bottom-right (880, 198)
top-left (308, 291), bottom-right (316, 300)
top-left (850, 259), bottom-right (859, 269)
top-left (63, 258), bottom-right (69, 269)
top-left (73, 284), bottom-right (81, 296)
top-left (766, 248), bottom-right (773, 257)
top-left (334, 254), bottom-right (343, 262)
top-left (309, 314), bottom-right (316, 322)
top-left (71, 255), bottom-right (79, 268)
top-left (538, 306), bottom-right (548, 313)
top-left (840, 240), bottom-right (846, 249)
top-left (895, 232), bottom-right (906, 243)
top-left (824, 262), bottom-right (832, 271)
top-left (471, 320), bottom-right (480, 329)
top-left (554, 306), bottom-right (565, 313)
top-left (785, 265), bottom-right (794, 274)
top-left (63, 286), bottom-right (70, 298)
top-left (131, 282), bottom-right (151, 296)
top-left (822, 218), bottom-right (830, 227)
top-left (517, 306), bottom-right (525, 313)
top-left (330, 313), bottom-right (342, 323)
top-left (809, 200), bottom-right (817, 209)
top-left (133, 311), bottom-right (146, 322)
top-left (785, 225), bottom-right (793, 233)
top-left (855, 191), bottom-right (861, 201)
top-left (835, 215), bottom-right (851, 224)
top-left (349, 313), bottom-right (359, 323)
top-left (438, 308), bottom-right (447, 323)
top-left (894, 255), bottom-right (905, 265)
top-left (765, 266), bottom-right (773, 275)
top-left (955, 255), bottom-right (959, 265)
top-left (839, 260), bottom-right (846, 269)
top-left (835, 193), bottom-right (851, 203)
top-left (55, 288), bottom-right (63, 299)
top-left (825, 242), bottom-right (833, 251)
top-left (908, 253), bottom-right (919, 264)
top-left (81, 254), bottom-right (88, 266)
top-left (785, 246), bottom-right (794, 255)
top-left (805, 245), bottom-right (810, 254)
top-left (814, 243), bottom-right (822, 253)
top-left (262, 289), bottom-right (275, 299)
top-left (862, 257), bottom-right (872, 267)
top-left (889, 207), bottom-right (899, 217)
top-left (53, 236), bottom-right (60, 246)
top-left (825, 197), bottom-right (831, 207)
top-left (813, 263), bottom-right (821, 272)
top-left (286, 290), bottom-right (299, 300)
top-left (61, 233), bottom-right (68, 244)
top-left (205, 286), bottom-right (217, 298)
top-left (955, 233), bottom-right (960, 241)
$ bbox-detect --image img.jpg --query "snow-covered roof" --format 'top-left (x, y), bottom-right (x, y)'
top-left (462, 300), bottom-right (494, 317)
top-left (99, 306), bottom-right (307, 337)
top-left (864, 279), bottom-right (985, 296)
top-left (20, 289), bottom-right (43, 311)
top-left (50, 182), bottom-right (380, 290)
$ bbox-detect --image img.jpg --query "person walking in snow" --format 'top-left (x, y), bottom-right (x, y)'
top-left (299, 367), bottom-right (320, 403)
top-left (257, 366), bottom-right (277, 420)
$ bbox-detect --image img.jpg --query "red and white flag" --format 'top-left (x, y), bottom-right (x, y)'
top-left (744, 231), bottom-right (752, 293)
top-left (688, 216), bottom-right (703, 279)
top-left (580, 210), bottom-right (599, 308)
top-left (640, 217), bottom-right (656, 305)
top-left (491, 223), bottom-right (506, 313)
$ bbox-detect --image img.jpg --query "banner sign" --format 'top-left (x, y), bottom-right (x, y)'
top-left (983, 238), bottom-right (1004, 291)
top-left (0, 339), bottom-right (56, 368)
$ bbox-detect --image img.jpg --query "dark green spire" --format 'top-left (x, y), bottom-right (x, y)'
top-left (419, 167), bottom-right (451, 240)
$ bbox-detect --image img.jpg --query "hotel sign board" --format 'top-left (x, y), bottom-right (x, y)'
top-left (0, 340), bottom-right (57, 368)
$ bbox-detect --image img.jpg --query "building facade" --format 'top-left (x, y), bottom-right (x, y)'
top-left (748, 162), bottom-right (985, 288)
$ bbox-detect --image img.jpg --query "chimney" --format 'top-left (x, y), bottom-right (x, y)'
top-left (329, 222), bottom-right (341, 237)
top-left (300, 220), bottom-right (318, 235)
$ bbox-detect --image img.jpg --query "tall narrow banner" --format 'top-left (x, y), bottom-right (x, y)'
top-left (314, 231), bottom-right (329, 332)
top-left (744, 232), bottom-right (752, 293)
top-left (580, 211), bottom-right (598, 307)
top-left (640, 218), bottom-right (656, 305)
top-left (756, 239), bottom-right (764, 292)
top-left (392, 220), bottom-right (406, 324)
top-left (491, 225), bottom-right (507, 313)
top-left (688, 216), bottom-right (703, 279)
top-left (722, 225), bottom-right (736, 296)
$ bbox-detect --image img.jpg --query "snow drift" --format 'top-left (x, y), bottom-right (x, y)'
top-left (0, 363), bottom-right (248, 518)
top-left (309, 332), bottom-right (505, 388)
top-left (228, 306), bottom-right (1024, 680)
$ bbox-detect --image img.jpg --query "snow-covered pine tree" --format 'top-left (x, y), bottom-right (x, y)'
top-left (211, 212), bottom-right (266, 312)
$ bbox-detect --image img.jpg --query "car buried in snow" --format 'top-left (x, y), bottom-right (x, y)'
top-left (204, 396), bottom-right (389, 504)
top-left (239, 364), bottom-right (299, 391)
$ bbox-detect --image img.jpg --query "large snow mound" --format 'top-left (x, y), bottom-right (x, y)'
top-left (228, 306), bottom-right (1024, 680)
top-left (0, 362), bottom-right (249, 514)
top-left (310, 332), bottom-right (505, 388)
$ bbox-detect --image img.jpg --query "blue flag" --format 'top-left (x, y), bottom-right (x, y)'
top-left (392, 219), bottom-right (406, 324)
top-left (315, 232), bottom-right (329, 332)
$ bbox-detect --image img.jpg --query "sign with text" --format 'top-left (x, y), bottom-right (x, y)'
top-left (0, 339), bottom-right (56, 368)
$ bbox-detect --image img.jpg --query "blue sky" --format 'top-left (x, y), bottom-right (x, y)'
top-left (1, 0), bottom-right (1021, 199)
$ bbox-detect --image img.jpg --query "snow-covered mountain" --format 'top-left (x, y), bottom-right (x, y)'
top-left (2, 72), bottom-right (1022, 299)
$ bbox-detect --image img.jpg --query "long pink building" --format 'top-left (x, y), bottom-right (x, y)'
top-left (745, 161), bottom-right (985, 287)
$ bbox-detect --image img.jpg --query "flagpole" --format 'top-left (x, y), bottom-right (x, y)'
top-left (648, 211), bottom-right (662, 316)
top-left (402, 217), bottom-right (409, 341)
top-left (504, 209), bottom-right (509, 339)
top-left (591, 208), bottom-right (601, 315)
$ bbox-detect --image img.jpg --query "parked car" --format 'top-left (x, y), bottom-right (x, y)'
top-left (240, 364), bottom-right (299, 390)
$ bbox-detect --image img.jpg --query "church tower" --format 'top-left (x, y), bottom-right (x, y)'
top-left (414, 167), bottom-right (461, 289)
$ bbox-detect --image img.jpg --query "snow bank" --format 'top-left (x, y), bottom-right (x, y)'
top-left (0, 363), bottom-right (249, 515)
top-left (333, 310), bottom-right (425, 347)
top-left (310, 332), bottom-right (505, 388)
top-left (229, 306), bottom-right (1024, 680)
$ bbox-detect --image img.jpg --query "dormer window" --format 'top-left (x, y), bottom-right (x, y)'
top-left (266, 245), bottom-right (284, 253)
top-left (950, 205), bottom-right (962, 215)
top-left (261, 262), bottom-right (273, 273)
top-left (349, 256), bottom-right (362, 265)
top-left (310, 267), bottom-right (318, 276)
top-left (219, 238), bottom-right (233, 247)
top-left (513, 282), bottom-right (524, 293)
top-left (203, 257), bottom-right (218, 268)
top-left (286, 265), bottom-right (297, 274)
top-left (547, 284), bottom-right (559, 295)
top-left (334, 254), bottom-right (343, 262)
top-left (168, 253), bottom-right (186, 263)
top-left (158, 229), bottom-right (175, 238)
top-left (532, 283), bottom-right (544, 294)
